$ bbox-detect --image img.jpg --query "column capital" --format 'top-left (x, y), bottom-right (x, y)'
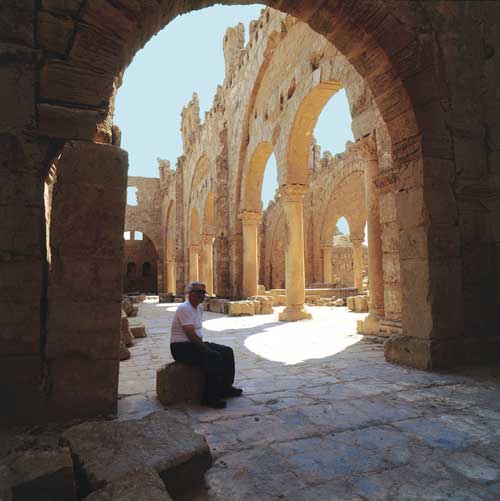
top-left (352, 131), bottom-right (377, 160)
top-left (190, 243), bottom-right (201, 252)
top-left (349, 234), bottom-right (365, 244)
top-left (201, 233), bottom-right (214, 245)
top-left (320, 243), bottom-right (334, 252)
top-left (238, 210), bottom-right (261, 223)
top-left (279, 184), bottom-right (308, 202)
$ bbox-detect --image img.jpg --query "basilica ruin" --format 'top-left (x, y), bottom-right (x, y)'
top-left (2, 0), bottom-right (500, 498)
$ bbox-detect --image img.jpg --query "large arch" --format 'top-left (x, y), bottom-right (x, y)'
top-left (241, 141), bottom-right (274, 213)
top-left (4, 1), bottom-right (498, 423)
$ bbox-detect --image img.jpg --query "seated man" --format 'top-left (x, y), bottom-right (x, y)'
top-left (170, 281), bottom-right (242, 409)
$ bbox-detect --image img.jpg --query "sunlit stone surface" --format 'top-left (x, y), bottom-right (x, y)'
top-left (119, 301), bottom-right (500, 500)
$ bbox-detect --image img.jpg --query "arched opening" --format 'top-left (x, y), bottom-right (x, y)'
top-left (126, 262), bottom-right (137, 277)
top-left (189, 208), bottom-right (202, 282)
top-left (201, 192), bottom-right (216, 295)
top-left (123, 231), bottom-right (159, 293)
top-left (7, 1), bottom-right (491, 430)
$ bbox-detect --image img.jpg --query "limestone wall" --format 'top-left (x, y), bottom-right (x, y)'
top-left (125, 176), bottom-right (163, 291)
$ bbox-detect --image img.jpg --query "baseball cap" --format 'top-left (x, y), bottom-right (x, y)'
top-left (187, 281), bottom-right (206, 292)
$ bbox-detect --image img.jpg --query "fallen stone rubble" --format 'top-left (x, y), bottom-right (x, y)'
top-left (0, 410), bottom-right (211, 500)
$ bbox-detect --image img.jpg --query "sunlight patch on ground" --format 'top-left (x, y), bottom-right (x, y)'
top-left (244, 326), bottom-right (363, 365)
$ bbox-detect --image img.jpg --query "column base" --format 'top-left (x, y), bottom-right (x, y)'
top-left (357, 313), bottom-right (382, 335)
top-left (279, 306), bottom-right (312, 322)
top-left (384, 335), bottom-right (463, 370)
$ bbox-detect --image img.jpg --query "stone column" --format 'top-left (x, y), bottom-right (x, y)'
top-left (189, 244), bottom-right (200, 282)
top-left (166, 260), bottom-right (176, 294)
top-left (239, 211), bottom-right (261, 297)
top-left (46, 141), bottom-right (128, 420)
top-left (279, 185), bottom-right (312, 321)
top-left (201, 234), bottom-right (214, 296)
top-left (321, 244), bottom-right (333, 284)
top-left (358, 140), bottom-right (385, 334)
top-left (350, 235), bottom-right (364, 292)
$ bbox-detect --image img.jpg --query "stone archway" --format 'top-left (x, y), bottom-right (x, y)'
top-left (123, 230), bottom-right (159, 294)
top-left (189, 207), bottom-right (202, 282)
top-left (4, 1), bottom-right (498, 423)
top-left (201, 192), bottom-right (216, 295)
top-left (240, 141), bottom-right (274, 297)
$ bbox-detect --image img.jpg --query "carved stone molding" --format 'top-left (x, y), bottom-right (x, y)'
top-left (238, 210), bottom-right (262, 223)
top-left (374, 167), bottom-right (399, 191)
top-left (279, 184), bottom-right (308, 202)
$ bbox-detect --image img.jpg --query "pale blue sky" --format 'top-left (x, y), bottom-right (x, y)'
top-left (116, 5), bottom-right (353, 233)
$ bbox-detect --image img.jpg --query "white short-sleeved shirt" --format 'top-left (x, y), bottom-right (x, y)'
top-left (170, 300), bottom-right (204, 343)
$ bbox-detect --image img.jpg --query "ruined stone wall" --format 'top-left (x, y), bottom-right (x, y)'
top-left (3, 0), bottom-right (500, 423)
top-left (159, 8), bottom-right (382, 298)
top-left (125, 176), bottom-right (163, 291)
top-left (123, 234), bottom-right (158, 293)
top-left (261, 144), bottom-right (369, 290)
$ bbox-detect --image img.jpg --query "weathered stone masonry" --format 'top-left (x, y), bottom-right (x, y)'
top-left (1, 1), bottom-right (499, 423)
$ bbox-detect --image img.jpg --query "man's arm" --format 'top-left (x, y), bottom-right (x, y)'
top-left (181, 324), bottom-right (208, 349)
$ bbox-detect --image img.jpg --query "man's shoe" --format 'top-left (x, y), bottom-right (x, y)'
top-left (202, 399), bottom-right (227, 409)
top-left (225, 386), bottom-right (243, 397)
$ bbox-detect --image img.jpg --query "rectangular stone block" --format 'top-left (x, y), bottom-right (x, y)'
top-left (38, 103), bottom-right (106, 142)
top-left (48, 257), bottom-right (123, 301)
top-left (0, 60), bottom-right (37, 131)
top-left (379, 191), bottom-right (397, 224)
top-left (0, 300), bottom-right (40, 356)
top-left (381, 221), bottom-right (399, 253)
top-left (400, 258), bottom-right (433, 339)
top-left (384, 282), bottom-right (402, 320)
top-left (47, 357), bottom-right (119, 420)
top-left (1, 448), bottom-right (76, 501)
top-left (0, 1), bottom-right (34, 46)
top-left (37, 11), bottom-right (73, 55)
top-left (382, 252), bottom-right (400, 284)
top-left (0, 206), bottom-right (44, 256)
top-left (399, 225), bottom-right (427, 260)
top-left (0, 260), bottom-right (43, 300)
top-left (46, 300), bottom-right (121, 359)
top-left (227, 301), bottom-right (255, 316)
top-left (0, 356), bottom-right (45, 425)
top-left (40, 60), bottom-right (114, 108)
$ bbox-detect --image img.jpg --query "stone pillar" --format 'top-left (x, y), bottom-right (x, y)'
top-left (239, 211), bottom-right (261, 298)
top-left (166, 260), bottom-right (176, 293)
top-left (321, 244), bottom-right (333, 284)
top-left (350, 235), bottom-right (364, 292)
top-left (189, 244), bottom-right (200, 282)
top-left (46, 141), bottom-right (128, 420)
top-left (358, 141), bottom-right (385, 334)
top-left (201, 234), bottom-right (214, 296)
top-left (279, 185), bottom-right (312, 321)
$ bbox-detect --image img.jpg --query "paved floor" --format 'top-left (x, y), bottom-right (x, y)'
top-left (120, 300), bottom-right (500, 500)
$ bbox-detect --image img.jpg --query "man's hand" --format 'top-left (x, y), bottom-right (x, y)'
top-left (182, 324), bottom-right (208, 349)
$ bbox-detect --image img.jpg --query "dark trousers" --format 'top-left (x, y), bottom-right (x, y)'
top-left (170, 342), bottom-right (235, 403)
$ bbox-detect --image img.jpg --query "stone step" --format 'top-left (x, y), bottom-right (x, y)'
top-left (62, 410), bottom-right (212, 499)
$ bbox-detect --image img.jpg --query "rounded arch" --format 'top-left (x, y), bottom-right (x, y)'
top-left (286, 80), bottom-right (341, 185)
top-left (189, 155), bottom-right (211, 206)
top-left (320, 171), bottom-right (366, 246)
top-left (189, 207), bottom-right (201, 246)
top-left (165, 199), bottom-right (176, 260)
top-left (202, 191), bottom-right (216, 234)
top-left (241, 141), bottom-right (274, 212)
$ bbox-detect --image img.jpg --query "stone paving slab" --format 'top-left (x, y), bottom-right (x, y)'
top-left (118, 300), bottom-right (500, 500)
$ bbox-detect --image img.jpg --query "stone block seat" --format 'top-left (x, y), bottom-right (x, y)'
top-left (157, 362), bottom-right (205, 406)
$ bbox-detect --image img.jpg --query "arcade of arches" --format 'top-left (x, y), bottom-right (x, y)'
top-left (1, 1), bottom-right (499, 426)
